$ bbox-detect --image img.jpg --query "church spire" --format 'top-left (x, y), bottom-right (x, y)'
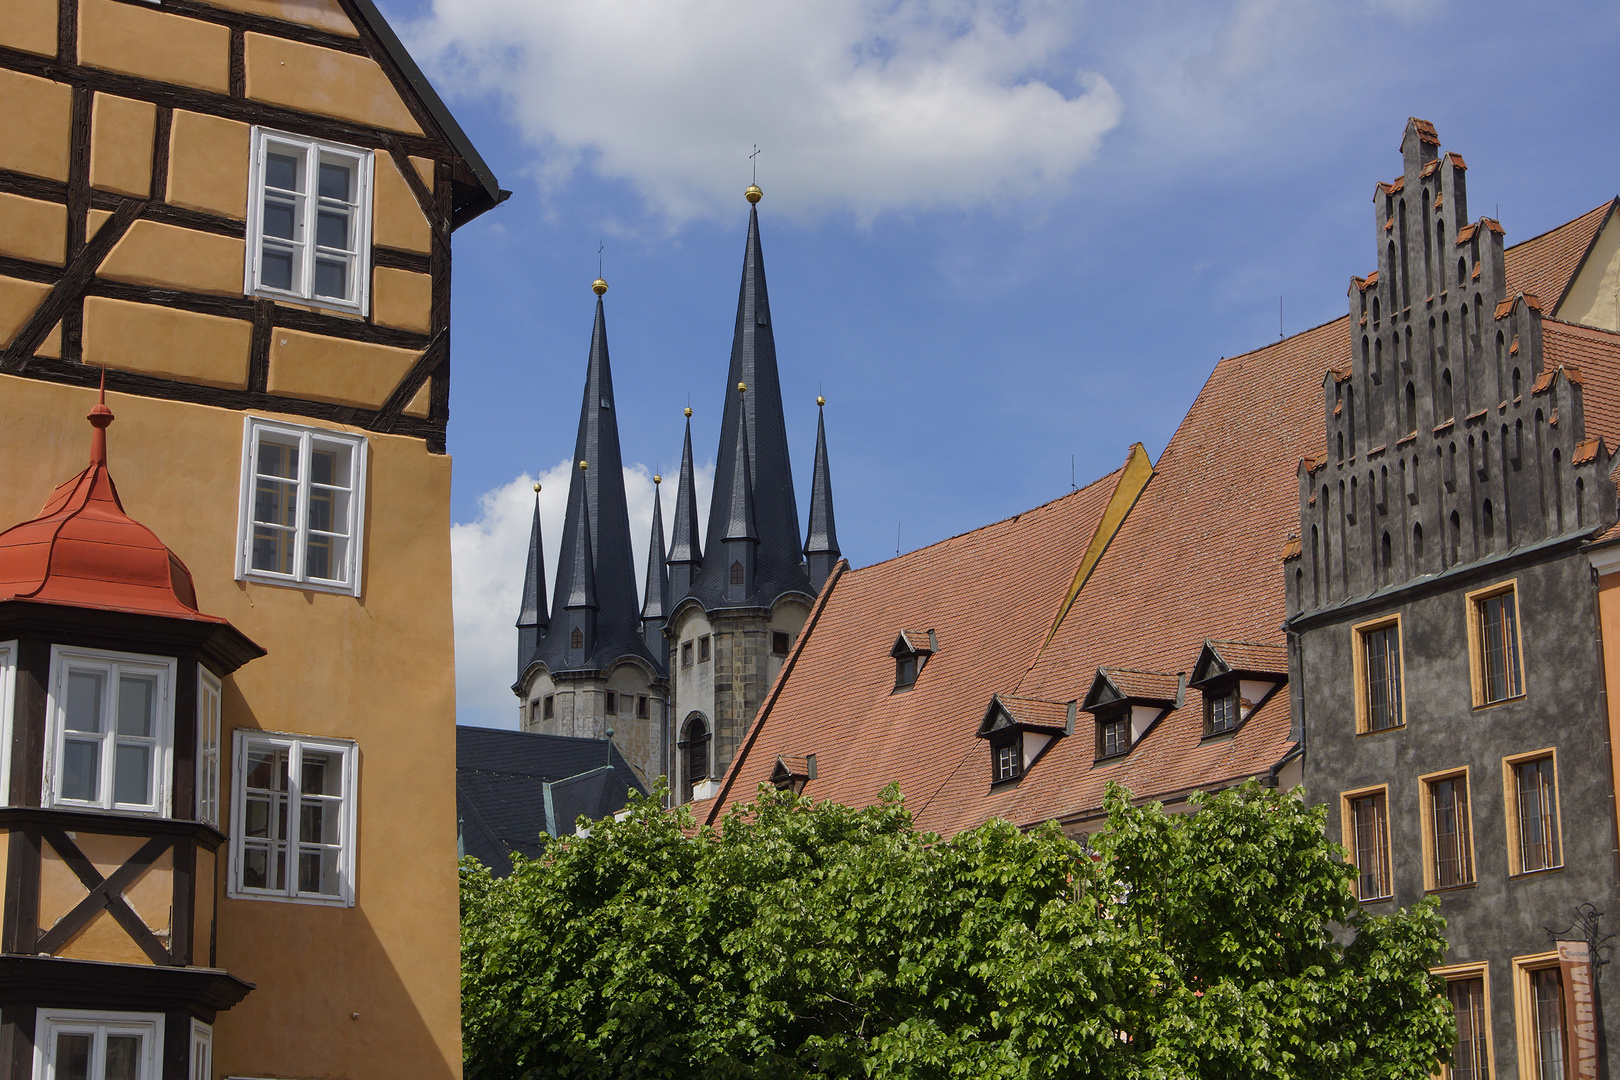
top-left (515, 485), bottom-right (549, 679)
top-left (689, 188), bottom-right (809, 608)
top-left (641, 474), bottom-right (670, 662)
top-left (805, 397), bottom-right (839, 593)
top-left (667, 409), bottom-right (703, 600)
top-left (722, 385), bottom-right (758, 601)
top-left (534, 281), bottom-right (656, 675)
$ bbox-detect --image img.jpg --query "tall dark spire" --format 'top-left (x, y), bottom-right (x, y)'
top-left (688, 192), bottom-right (810, 608)
top-left (515, 486), bottom-right (549, 680)
top-left (805, 398), bottom-right (839, 593)
top-left (641, 474), bottom-right (670, 662)
top-left (667, 410), bottom-right (703, 601)
top-left (559, 461), bottom-right (598, 661)
top-left (722, 390), bottom-right (758, 602)
top-left (532, 284), bottom-right (658, 676)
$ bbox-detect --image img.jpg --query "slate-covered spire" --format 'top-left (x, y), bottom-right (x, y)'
top-left (667, 409), bottom-right (703, 600)
top-left (722, 388), bottom-right (758, 602)
top-left (690, 190), bottom-right (811, 608)
top-left (560, 461), bottom-right (598, 660)
top-left (515, 486), bottom-right (549, 680)
top-left (804, 398), bottom-right (839, 593)
top-left (641, 474), bottom-right (670, 662)
top-left (532, 282), bottom-right (658, 676)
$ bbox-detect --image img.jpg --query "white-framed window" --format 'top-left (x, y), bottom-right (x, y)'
top-left (0, 640), bottom-right (16, 805)
top-left (236, 417), bottom-right (368, 596)
top-left (245, 127), bottom-right (373, 315)
top-left (188, 1020), bottom-right (211, 1080)
top-left (229, 730), bottom-right (358, 906)
top-left (197, 669), bottom-right (222, 827)
top-left (44, 647), bottom-right (175, 817)
top-left (33, 1009), bottom-right (164, 1080)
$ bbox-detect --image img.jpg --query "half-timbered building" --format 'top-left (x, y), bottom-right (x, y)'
top-left (0, 0), bottom-right (502, 1075)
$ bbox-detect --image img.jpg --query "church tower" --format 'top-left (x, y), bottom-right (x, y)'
top-left (515, 278), bottom-right (668, 790)
top-left (666, 186), bottom-right (829, 802)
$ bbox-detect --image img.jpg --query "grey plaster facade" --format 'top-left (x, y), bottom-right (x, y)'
top-left (1288, 119), bottom-right (1620, 1078)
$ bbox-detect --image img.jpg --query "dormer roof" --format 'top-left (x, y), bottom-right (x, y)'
top-left (891, 629), bottom-right (937, 657)
top-left (1188, 640), bottom-right (1288, 689)
top-left (976, 694), bottom-right (1074, 738)
top-left (1081, 668), bottom-right (1182, 713)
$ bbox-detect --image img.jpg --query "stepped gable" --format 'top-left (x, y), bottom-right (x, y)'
top-left (686, 199), bottom-right (812, 610)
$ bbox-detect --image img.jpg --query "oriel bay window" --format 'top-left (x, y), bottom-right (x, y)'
top-left (230, 731), bottom-right (359, 906)
top-left (33, 1010), bottom-right (164, 1080)
top-left (45, 647), bottom-right (174, 816)
top-left (238, 418), bottom-right (368, 595)
top-left (1341, 786), bottom-right (1392, 901)
top-left (1420, 769), bottom-right (1474, 890)
top-left (1353, 615), bottom-right (1403, 733)
top-left (1505, 750), bottom-right (1562, 875)
top-left (246, 128), bottom-right (374, 314)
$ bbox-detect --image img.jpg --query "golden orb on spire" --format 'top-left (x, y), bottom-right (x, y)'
top-left (533, 482), bottom-right (542, 493)
top-left (745, 184), bottom-right (762, 204)
top-left (737, 381), bottom-right (748, 394)
top-left (684, 406), bottom-right (693, 418)
top-left (817, 395), bottom-right (826, 407)
top-left (653, 474), bottom-right (662, 485)
top-left (579, 460), bottom-right (588, 471)
top-left (592, 277), bottom-right (608, 296)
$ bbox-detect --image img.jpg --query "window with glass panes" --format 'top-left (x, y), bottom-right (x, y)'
top-left (1360, 621), bottom-right (1403, 731)
top-left (1427, 774), bottom-right (1473, 888)
top-left (47, 648), bottom-right (173, 816)
top-left (196, 670), bottom-right (221, 826)
top-left (1476, 587), bottom-right (1523, 704)
top-left (230, 731), bottom-right (357, 905)
top-left (239, 419), bottom-right (366, 594)
top-left (247, 129), bottom-right (372, 312)
top-left (1445, 977), bottom-right (1489, 1080)
top-left (1205, 688), bottom-right (1238, 735)
top-left (1349, 791), bottom-right (1392, 900)
top-left (188, 1021), bottom-right (211, 1080)
top-left (1097, 712), bottom-right (1129, 758)
top-left (1514, 756), bottom-right (1562, 873)
top-left (993, 734), bottom-right (1022, 782)
top-left (34, 1011), bottom-right (163, 1080)
top-left (1530, 966), bottom-right (1567, 1080)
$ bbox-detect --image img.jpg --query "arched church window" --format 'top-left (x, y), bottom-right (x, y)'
top-left (730, 561), bottom-right (745, 586)
top-left (678, 714), bottom-right (711, 804)
top-left (570, 627), bottom-right (583, 650)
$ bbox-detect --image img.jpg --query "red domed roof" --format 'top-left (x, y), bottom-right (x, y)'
top-left (0, 382), bottom-right (225, 624)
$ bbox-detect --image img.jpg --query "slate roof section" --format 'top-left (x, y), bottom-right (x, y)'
top-left (515, 494), bottom-right (547, 680)
top-left (702, 202), bottom-right (1619, 840)
top-left (686, 204), bottom-right (813, 610)
top-left (457, 726), bottom-right (647, 875)
top-left (805, 404), bottom-right (840, 590)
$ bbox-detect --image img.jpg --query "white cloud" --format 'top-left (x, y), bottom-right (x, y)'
top-left (451, 460), bottom-right (714, 728)
top-left (410, 0), bottom-right (1121, 223)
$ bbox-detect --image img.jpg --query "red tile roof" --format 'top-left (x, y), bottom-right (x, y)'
top-left (706, 203), bottom-right (1620, 838)
top-left (1095, 668), bottom-right (1182, 705)
top-left (1504, 201), bottom-right (1613, 311)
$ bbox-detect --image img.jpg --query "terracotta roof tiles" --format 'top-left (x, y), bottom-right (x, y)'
top-left (1205, 640), bottom-right (1289, 677)
top-left (1503, 202), bottom-right (1612, 310)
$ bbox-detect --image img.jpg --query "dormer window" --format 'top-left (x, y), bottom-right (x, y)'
top-left (890, 630), bottom-right (936, 693)
top-left (1081, 667), bottom-right (1182, 762)
top-left (1188, 640), bottom-right (1288, 742)
top-left (977, 694), bottom-right (1072, 785)
top-left (1096, 707), bottom-right (1130, 760)
top-left (1205, 687), bottom-right (1239, 736)
top-left (771, 753), bottom-right (817, 794)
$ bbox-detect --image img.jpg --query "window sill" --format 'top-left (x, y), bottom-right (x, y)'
top-left (1091, 752), bottom-right (1128, 768)
top-left (239, 571), bottom-right (360, 598)
top-left (1355, 722), bottom-right (1406, 738)
top-left (227, 888), bottom-right (353, 908)
top-left (1509, 865), bottom-right (1565, 881)
top-left (1471, 693), bottom-right (1526, 713)
top-left (1356, 893), bottom-right (1395, 905)
top-left (248, 284), bottom-right (368, 321)
top-left (990, 775), bottom-right (1022, 788)
top-left (1424, 881), bottom-right (1478, 895)
top-left (890, 684), bottom-right (916, 695)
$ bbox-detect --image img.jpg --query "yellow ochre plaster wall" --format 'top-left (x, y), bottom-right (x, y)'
top-left (0, 0), bottom-right (58, 58)
top-left (1596, 572), bottom-right (1620, 885)
top-left (78, 0), bottom-right (230, 94)
top-left (373, 267), bottom-right (432, 333)
top-left (372, 152), bottom-right (433, 254)
top-left (244, 33), bottom-right (422, 135)
top-left (0, 70), bottom-right (71, 182)
top-left (0, 276), bottom-right (50, 347)
top-left (167, 110), bottom-right (251, 220)
top-left (89, 94), bottom-right (157, 199)
top-left (0, 191), bottom-right (66, 266)
top-left (100, 221), bottom-right (246, 295)
top-left (267, 328), bottom-right (418, 408)
top-left (196, 0), bottom-right (358, 37)
top-left (83, 296), bottom-right (252, 388)
top-left (0, 376), bottom-right (463, 1080)
top-left (1559, 212), bottom-right (1620, 333)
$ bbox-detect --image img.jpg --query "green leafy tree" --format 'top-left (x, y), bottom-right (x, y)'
top-left (460, 781), bottom-right (1452, 1080)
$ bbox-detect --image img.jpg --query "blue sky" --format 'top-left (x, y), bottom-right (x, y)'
top-left (387, 0), bottom-right (1620, 726)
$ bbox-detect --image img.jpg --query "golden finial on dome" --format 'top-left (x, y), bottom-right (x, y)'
top-left (816, 395), bottom-right (825, 407)
top-left (745, 184), bottom-right (762, 204)
top-left (653, 474), bottom-right (662, 485)
top-left (533, 482), bottom-right (542, 493)
top-left (579, 460), bottom-right (588, 471)
top-left (684, 406), bottom-right (693, 418)
top-left (737, 381), bottom-right (748, 394)
top-left (592, 278), bottom-right (608, 296)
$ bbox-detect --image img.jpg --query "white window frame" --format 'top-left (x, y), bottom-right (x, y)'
top-left (0, 640), bottom-right (16, 805)
top-left (33, 1009), bottom-right (164, 1080)
top-left (197, 668), bottom-right (222, 828)
top-left (244, 127), bottom-right (374, 316)
top-left (188, 1020), bottom-right (211, 1080)
top-left (229, 730), bottom-right (359, 907)
top-left (43, 646), bottom-right (175, 817)
top-left (235, 417), bottom-right (368, 597)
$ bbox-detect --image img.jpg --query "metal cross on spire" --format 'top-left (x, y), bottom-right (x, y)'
top-left (598, 241), bottom-right (604, 279)
top-left (750, 144), bottom-right (761, 184)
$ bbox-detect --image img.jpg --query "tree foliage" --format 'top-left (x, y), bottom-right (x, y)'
top-left (460, 781), bottom-right (1452, 1079)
